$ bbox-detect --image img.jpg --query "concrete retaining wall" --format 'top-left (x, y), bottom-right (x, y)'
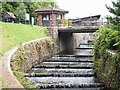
top-left (1, 37), bottom-right (59, 88)
top-left (11, 37), bottom-right (54, 73)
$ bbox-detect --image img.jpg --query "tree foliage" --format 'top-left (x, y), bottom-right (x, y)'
top-left (106, 0), bottom-right (120, 25)
top-left (96, 24), bottom-right (120, 51)
top-left (14, 3), bottom-right (26, 20)
top-left (94, 1), bottom-right (120, 89)
top-left (2, 0), bottom-right (58, 20)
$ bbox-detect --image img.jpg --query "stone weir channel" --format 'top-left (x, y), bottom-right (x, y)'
top-left (25, 44), bottom-right (104, 90)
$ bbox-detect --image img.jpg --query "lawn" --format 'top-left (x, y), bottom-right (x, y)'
top-left (0, 22), bottom-right (47, 58)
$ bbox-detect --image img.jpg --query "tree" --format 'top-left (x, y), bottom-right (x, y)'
top-left (106, 0), bottom-right (120, 25)
top-left (2, 2), bottom-right (14, 17)
top-left (14, 3), bottom-right (26, 23)
top-left (2, 1), bottom-right (58, 23)
top-left (103, 0), bottom-right (120, 49)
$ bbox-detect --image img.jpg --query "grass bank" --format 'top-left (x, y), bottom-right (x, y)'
top-left (0, 22), bottom-right (48, 88)
top-left (0, 22), bottom-right (47, 58)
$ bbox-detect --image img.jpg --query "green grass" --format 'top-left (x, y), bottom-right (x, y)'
top-left (0, 22), bottom-right (47, 58)
top-left (0, 22), bottom-right (48, 89)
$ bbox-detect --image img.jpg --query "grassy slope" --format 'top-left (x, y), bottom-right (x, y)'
top-left (0, 22), bottom-right (47, 58)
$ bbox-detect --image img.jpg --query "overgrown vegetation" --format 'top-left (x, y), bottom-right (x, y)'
top-left (13, 71), bottom-right (38, 89)
top-left (11, 47), bottom-right (38, 89)
top-left (94, 0), bottom-right (120, 89)
top-left (94, 26), bottom-right (120, 88)
top-left (11, 38), bottom-right (53, 89)
top-left (58, 19), bottom-right (72, 26)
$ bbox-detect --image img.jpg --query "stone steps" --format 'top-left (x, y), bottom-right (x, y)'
top-left (76, 47), bottom-right (93, 49)
top-left (44, 60), bottom-right (94, 63)
top-left (40, 88), bottom-right (104, 90)
top-left (33, 65), bottom-right (93, 69)
top-left (25, 45), bottom-right (104, 89)
top-left (26, 76), bottom-right (104, 89)
top-left (37, 84), bottom-right (104, 89)
top-left (54, 55), bottom-right (94, 57)
top-left (25, 73), bottom-right (94, 77)
top-left (37, 83), bottom-right (104, 89)
top-left (41, 62), bottom-right (93, 65)
top-left (29, 68), bottom-right (93, 74)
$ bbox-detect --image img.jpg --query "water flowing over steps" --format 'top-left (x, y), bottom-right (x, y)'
top-left (25, 44), bottom-right (104, 90)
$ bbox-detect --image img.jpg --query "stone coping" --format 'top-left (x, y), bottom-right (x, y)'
top-left (107, 49), bottom-right (117, 55)
top-left (1, 37), bottom-right (49, 89)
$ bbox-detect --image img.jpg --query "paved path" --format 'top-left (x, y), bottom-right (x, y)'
top-left (0, 46), bottom-right (24, 89)
top-left (0, 37), bottom-right (49, 89)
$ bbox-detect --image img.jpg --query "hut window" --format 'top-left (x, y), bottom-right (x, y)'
top-left (43, 15), bottom-right (50, 20)
top-left (57, 14), bottom-right (62, 20)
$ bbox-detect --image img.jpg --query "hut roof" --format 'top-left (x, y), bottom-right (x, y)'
top-left (34, 7), bottom-right (69, 14)
top-left (4, 12), bottom-right (16, 19)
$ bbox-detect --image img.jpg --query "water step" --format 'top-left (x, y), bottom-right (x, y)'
top-left (26, 77), bottom-right (104, 89)
top-left (30, 68), bottom-right (93, 74)
top-left (58, 49), bottom-right (94, 55)
top-left (54, 55), bottom-right (94, 57)
top-left (37, 84), bottom-right (104, 89)
top-left (39, 87), bottom-right (104, 90)
top-left (33, 65), bottom-right (93, 69)
top-left (25, 73), bottom-right (94, 77)
top-left (79, 43), bottom-right (94, 47)
top-left (76, 47), bottom-right (93, 49)
top-left (44, 60), bottom-right (94, 63)
top-left (41, 62), bottom-right (93, 66)
top-left (51, 56), bottom-right (93, 60)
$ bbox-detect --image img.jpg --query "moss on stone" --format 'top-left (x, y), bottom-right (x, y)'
top-left (11, 37), bottom-right (54, 89)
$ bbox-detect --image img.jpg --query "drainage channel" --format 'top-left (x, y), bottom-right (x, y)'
top-left (25, 44), bottom-right (104, 90)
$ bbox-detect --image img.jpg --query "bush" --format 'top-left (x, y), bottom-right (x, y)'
top-left (58, 19), bottom-right (71, 26)
top-left (94, 24), bottom-right (120, 89)
top-left (96, 24), bottom-right (120, 50)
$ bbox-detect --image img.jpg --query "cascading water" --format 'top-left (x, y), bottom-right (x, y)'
top-left (25, 44), bottom-right (104, 90)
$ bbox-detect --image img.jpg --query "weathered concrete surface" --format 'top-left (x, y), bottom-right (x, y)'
top-left (73, 33), bottom-right (96, 48)
top-left (58, 26), bottom-right (98, 33)
top-left (47, 27), bottom-right (64, 53)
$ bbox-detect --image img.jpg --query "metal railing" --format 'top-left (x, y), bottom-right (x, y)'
top-left (44, 18), bottom-right (108, 28)
top-left (2, 18), bottom-right (108, 27)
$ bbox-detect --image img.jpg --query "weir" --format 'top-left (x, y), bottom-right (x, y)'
top-left (25, 44), bottom-right (104, 90)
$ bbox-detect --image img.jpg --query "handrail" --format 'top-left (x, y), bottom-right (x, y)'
top-left (42, 18), bottom-right (108, 27)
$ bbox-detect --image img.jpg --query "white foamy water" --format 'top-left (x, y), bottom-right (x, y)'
top-left (26, 77), bottom-right (95, 85)
top-left (31, 68), bottom-right (93, 74)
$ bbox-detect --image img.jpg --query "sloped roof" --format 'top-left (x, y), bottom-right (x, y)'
top-left (4, 12), bottom-right (16, 19)
top-left (80, 15), bottom-right (101, 20)
top-left (71, 15), bottom-right (101, 23)
top-left (34, 7), bottom-right (69, 14)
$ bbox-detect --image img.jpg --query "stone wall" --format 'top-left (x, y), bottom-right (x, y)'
top-left (47, 27), bottom-right (64, 53)
top-left (73, 33), bottom-right (96, 48)
top-left (11, 37), bottom-right (54, 73)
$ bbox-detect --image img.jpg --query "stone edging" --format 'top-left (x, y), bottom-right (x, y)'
top-left (107, 49), bottom-right (117, 55)
top-left (1, 37), bottom-right (49, 89)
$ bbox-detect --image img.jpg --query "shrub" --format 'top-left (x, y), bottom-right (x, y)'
top-left (94, 24), bottom-right (120, 89)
